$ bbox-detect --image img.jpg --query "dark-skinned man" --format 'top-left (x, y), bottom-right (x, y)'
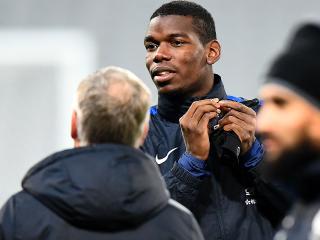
top-left (142, 1), bottom-right (289, 239)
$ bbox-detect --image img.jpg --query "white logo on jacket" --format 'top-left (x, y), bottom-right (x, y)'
top-left (244, 188), bottom-right (257, 206)
top-left (155, 147), bottom-right (178, 165)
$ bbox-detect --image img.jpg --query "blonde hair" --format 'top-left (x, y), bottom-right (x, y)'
top-left (75, 66), bottom-right (151, 146)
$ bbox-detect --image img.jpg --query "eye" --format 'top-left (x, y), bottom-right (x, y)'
top-left (171, 40), bottom-right (185, 47)
top-left (145, 42), bottom-right (158, 51)
top-left (272, 97), bottom-right (288, 108)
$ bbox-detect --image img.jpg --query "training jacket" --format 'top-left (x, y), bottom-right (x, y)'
top-left (142, 75), bottom-right (290, 240)
top-left (273, 157), bottom-right (320, 240)
top-left (0, 144), bottom-right (204, 240)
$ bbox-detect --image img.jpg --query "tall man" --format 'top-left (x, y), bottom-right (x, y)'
top-left (0, 66), bottom-right (204, 240)
top-left (142, 1), bottom-right (288, 239)
top-left (257, 21), bottom-right (320, 239)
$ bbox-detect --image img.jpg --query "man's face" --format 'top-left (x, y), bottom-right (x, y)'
top-left (257, 84), bottom-right (318, 162)
top-left (144, 15), bottom-right (215, 97)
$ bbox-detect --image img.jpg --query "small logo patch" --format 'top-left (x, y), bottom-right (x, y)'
top-left (244, 188), bottom-right (257, 206)
top-left (155, 147), bottom-right (178, 165)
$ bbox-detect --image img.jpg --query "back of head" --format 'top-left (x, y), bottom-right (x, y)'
top-left (75, 66), bottom-right (151, 146)
top-left (150, 0), bottom-right (216, 44)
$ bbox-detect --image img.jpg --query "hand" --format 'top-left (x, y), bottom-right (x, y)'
top-left (179, 98), bottom-right (220, 160)
top-left (218, 100), bottom-right (257, 155)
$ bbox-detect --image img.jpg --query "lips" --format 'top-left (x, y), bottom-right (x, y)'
top-left (262, 138), bottom-right (279, 153)
top-left (151, 66), bottom-right (176, 83)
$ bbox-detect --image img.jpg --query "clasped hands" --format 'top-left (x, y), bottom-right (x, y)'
top-left (179, 98), bottom-right (256, 160)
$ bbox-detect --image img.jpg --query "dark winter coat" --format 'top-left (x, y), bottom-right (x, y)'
top-left (142, 75), bottom-right (290, 240)
top-left (0, 144), bottom-right (204, 240)
top-left (273, 157), bottom-right (320, 240)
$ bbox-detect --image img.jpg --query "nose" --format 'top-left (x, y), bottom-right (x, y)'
top-left (256, 105), bottom-right (273, 135)
top-left (153, 43), bottom-right (171, 63)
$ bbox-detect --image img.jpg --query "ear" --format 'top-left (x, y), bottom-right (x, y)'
top-left (136, 118), bottom-right (150, 148)
top-left (141, 120), bottom-right (149, 144)
top-left (206, 40), bottom-right (221, 65)
top-left (71, 110), bottom-right (78, 141)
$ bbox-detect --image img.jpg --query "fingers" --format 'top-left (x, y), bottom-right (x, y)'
top-left (219, 100), bottom-right (256, 116)
top-left (192, 105), bottom-right (219, 125)
top-left (179, 98), bottom-right (258, 157)
top-left (219, 109), bottom-right (256, 128)
top-left (179, 98), bottom-right (222, 160)
top-left (198, 111), bottom-right (218, 130)
top-left (220, 117), bottom-right (252, 141)
top-left (188, 98), bottom-right (220, 116)
top-left (181, 98), bottom-right (220, 125)
top-left (217, 100), bottom-right (257, 154)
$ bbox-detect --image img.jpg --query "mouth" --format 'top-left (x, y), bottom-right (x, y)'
top-left (262, 138), bottom-right (280, 153)
top-left (151, 67), bottom-right (176, 84)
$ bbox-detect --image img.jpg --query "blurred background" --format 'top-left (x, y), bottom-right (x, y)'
top-left (1, 0), bottom-right (320, 206)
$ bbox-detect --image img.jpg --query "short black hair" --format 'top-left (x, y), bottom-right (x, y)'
top-left (150, 1), bottom-right (216, 44)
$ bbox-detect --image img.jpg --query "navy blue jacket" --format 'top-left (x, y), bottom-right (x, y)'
top-left (273, 157), bottom-right (320, 240)
top-left (0, 144), bottom-right (204, 240)
top-left (142, 75), bottom-right (289, 240)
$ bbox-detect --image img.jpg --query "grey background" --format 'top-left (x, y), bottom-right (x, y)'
top-left (2, 0), bottom-right (320, 100)
top-left (0, 0), bottom-right (320, 205)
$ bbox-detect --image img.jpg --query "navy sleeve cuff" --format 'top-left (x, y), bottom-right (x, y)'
top-left (241, 139), bottom-right (264, 168)
top-left (178, 152), bottom-right (211, 178)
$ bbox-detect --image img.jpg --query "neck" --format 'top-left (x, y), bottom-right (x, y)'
top-left (74, 140), bottom-right (81, 148)
top-left (157, 74), bottom-right (226, 122)
top-left (188, 72), bottom-right (215, 98)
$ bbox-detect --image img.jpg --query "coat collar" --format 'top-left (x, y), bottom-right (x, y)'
top-left (157, 74), bottom-right (227, 123)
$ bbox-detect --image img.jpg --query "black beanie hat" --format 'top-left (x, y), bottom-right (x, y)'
top-left (266, 21), bottom-right (320, 109)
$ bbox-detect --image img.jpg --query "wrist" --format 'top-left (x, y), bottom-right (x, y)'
top-left (187, 151), bottom-right (208, 161)
top-left (241, 136), bottom-right (256, 155)
top-left (178, 152), bottom-right (211, 178)
top-left (240, 138), bottom-right (264, 168)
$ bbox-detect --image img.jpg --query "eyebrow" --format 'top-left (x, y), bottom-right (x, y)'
top-left (168, 33), bottom-right (189, 39)
top-left (144, 33), bottom-right (190, 43)
top-left (144, 35), bottom-right (155, 43)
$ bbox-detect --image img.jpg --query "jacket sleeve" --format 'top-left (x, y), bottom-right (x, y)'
top-left (0, 197), bottom-right (16, 240)
top-left (164, 162), bottom-right (205, 210)
top-left (141, 131), bottom-right (204, 210)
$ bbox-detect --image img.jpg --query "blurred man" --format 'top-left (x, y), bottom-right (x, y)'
top-left (0, 66), bottom-right (204, 240)
top-left (142, 1), bottom-right (288, 239)
top-left (257, 22), bottom-right (320, 239)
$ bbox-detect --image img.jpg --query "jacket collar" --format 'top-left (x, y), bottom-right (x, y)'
top-left (22, 144), bottom-right (170, 230)
top-left (157, 74), bottom-right (227, 123)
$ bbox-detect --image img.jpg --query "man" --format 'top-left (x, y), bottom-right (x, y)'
top-left (142, 1), bottom-right (288, 239)
top-left (0, 66), bottom-right (204, 240)
top-left (257, 21), bottom-right (320, 240)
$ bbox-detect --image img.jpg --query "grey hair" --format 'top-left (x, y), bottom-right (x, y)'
top-left (75, 66), bottom-right (151, 146)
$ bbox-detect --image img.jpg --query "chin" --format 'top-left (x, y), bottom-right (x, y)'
top-left (158, 87), bottom-right (171, 94)
top-left (158, 88), bottom-right (182, 97)
top-left (262, 140), bottom-right (319, 181)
